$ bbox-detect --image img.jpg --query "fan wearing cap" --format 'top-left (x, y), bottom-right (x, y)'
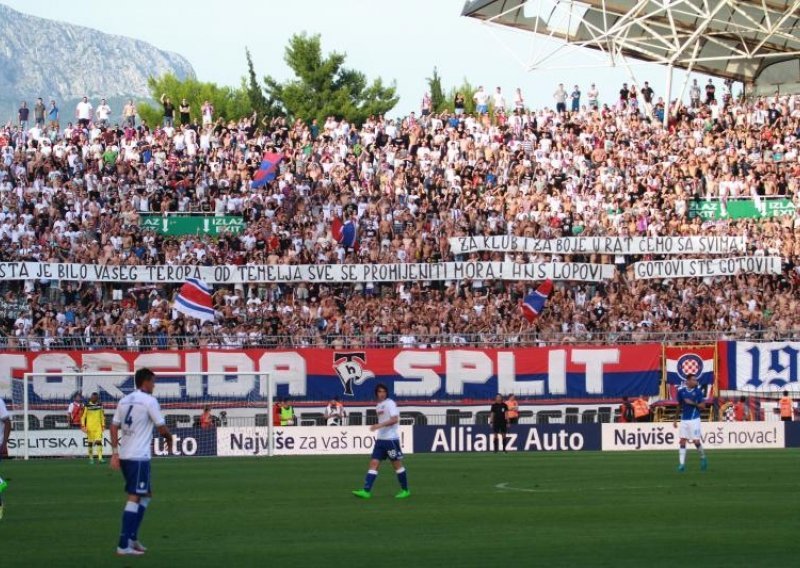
top-left (81, 392), bottom-right (106, 464)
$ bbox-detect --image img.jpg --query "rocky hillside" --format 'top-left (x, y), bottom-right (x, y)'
top-left (0, 3), bottom-right (195, 120)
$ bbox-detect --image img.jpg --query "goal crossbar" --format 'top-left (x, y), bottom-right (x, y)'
top-left (19, 371), bottom-right (273, 460)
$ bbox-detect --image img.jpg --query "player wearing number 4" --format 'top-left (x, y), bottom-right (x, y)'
top-left (352, 383), bottom-right (410, 499)
top-left (110, 368), bottom-right (173, 556)
top-left (673, 373), bottom-right (708, 472)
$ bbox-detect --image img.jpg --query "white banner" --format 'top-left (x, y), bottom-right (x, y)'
top-left (0, 261), bottom-right (616, 283)
top-left (449, 236), bottom-right (747, 255)
top-left (5, 428), bottom-right (208, 457)
top-left (6, 429), bottom-right (112, 457)
top-left (601, 422), bottom-right (785, 451)
top-left (216, 425), bottom-right (414, 457)
top-left (633, 256), bottom-right (782, 280)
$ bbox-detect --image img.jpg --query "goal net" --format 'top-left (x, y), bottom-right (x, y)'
top-left (10, 371), bottom-right (272, 460)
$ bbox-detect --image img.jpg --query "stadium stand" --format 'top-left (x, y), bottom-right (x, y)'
top-left (0, 85), bottom-right (798, 351)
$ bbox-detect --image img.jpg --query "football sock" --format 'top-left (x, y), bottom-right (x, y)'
top-left (695, 443), bottom-right (706, 458)
top-left (118, 501), bottom-right (139, 549)
top-left (132, 497), bottom-right (150, 542)
top-left (679, 447), bottom-right (687, 465)
top-left (396, 468), bottom-right (408, 491)
top-left (364, 470), bottom-right (378, 492)
top-left (96, 445), bottom-right (103, 460)
top-left (88, 445), bottom-right (93, 459)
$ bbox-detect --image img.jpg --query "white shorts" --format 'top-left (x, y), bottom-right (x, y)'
top-left (679, 418), bottom-right (702, 440)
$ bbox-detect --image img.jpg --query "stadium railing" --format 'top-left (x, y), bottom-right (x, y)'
top-left (0, 329), bottom-right (795, 351)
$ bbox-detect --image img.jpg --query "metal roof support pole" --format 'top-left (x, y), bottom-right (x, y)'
top-left (663, 63), bottom-right (673, 128)
top-left (675, 42), bottom-right (701, 114)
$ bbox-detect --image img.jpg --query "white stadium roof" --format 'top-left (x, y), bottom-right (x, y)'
top-left (462, 0), bottom-right (800, 84)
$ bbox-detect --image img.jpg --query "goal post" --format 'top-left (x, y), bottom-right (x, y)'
top-left (16, 371), bottom-right (273, 460)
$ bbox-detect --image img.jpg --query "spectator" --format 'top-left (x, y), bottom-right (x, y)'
top-left (473, 86), bottom-right (489, 116)
top-left (453, 92), bottom-right (465, 115)
top-left (201, 100), bottom-right (214, 126)
top-left (705, 79), bottom-right (716, 104)
top-left (33, 97), bottom-right (46, 128)
top-left (689, 79), bottom-right (701, 107)
top-left (160, 94), bottom-right (175, 127)
top-left (421, 92), bottom-right (431, 117)
top-left (513, 87), bottom-right (525, 112)
top-left (47, 99), bottom-right (59, 130)
top-left (324, 396), bottom-right (347, 426)
top-left (779, 391), bottom-right (794, 422)
top-left (587, 83), bottom-right (599, 109)
top-left (123, 99), bottom-right (137, 127)
top-left (570, 84), bottom-right (581, 112)
top-left (506, 394), bottom-right (519, 425)
top-left (553, 83), bottom-right (567, 113)
top-left (492, 86), bottom-right (506, 117)
top-left (641, 81), bottom-right (654, 116)
top-left (179, 98), bottom-right (191, 126)
top-left (95, 98), bottom-right (112, 127)
top-left (200, 405), bottom-right (214, 429)
top-left (733, 396), bottom-right (751, 422)
top-left (280, 399), bottom-right (296, 426)
top-left (619, 396), bottom-right (634, 423)
top-left (67, 393), bottom-right (84, 429)
top-left (75, 96), bottom-right (93, 127)
top-left (633, 396), bottom-right (651, 422)
top-left (18, 101), bottom-right (29, 129)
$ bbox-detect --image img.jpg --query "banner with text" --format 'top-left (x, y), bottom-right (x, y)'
top-left (6, 427), bottom-right (215, 458)
top-left (0, 346), bottom-right (662, 402)
top-left (601, 422), bottom-right (785, 451)
top-left (633, 256), bottom-right (782, 280)
top-left (216, 425), bottom-right (414, 456)
top-left (717, 341), bottom-right (800, 392)
top-left (412, 424), bottom-right (601, 453)
top-left (0, 261), bottom-right (615, 284)
top-left (449, 236), bottom-right (746, 255)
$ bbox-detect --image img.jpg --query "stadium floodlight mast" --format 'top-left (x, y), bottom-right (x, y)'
top-left (463, 0), bottom-right (800, 123)
top-left (19, 371), bottom-right (273, 460)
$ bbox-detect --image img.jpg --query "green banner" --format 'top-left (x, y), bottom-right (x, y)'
top-left (688, 198), bottom-right (796, 220)
top-left (140, 215), bottom-right (246, 236)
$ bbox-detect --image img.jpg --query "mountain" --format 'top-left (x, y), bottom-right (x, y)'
top-left (0, 3), bottom-right (195, 121)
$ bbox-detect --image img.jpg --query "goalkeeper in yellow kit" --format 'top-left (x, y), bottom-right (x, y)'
top-left (81, 392), bottom-right (106, 464)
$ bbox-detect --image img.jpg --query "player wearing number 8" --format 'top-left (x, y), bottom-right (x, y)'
top-left (110, 368), bottom-right (173, 556)
top-left (352, 383), bottom-right (410, 500)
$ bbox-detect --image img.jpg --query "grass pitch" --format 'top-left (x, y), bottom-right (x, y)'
top-left (1, 450), bottom-right (799, 567)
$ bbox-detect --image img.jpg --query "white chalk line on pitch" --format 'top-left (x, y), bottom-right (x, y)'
top-left (494, 482), bottom-right (799, 493)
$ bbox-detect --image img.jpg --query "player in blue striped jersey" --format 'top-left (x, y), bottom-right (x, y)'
top-left (673, 373), bottom-right (708, 472)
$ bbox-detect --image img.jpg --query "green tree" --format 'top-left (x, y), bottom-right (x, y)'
top-left (427, 67), bottom-right (446, 113)
top-left (138, 74), bottom-right (252, 127)
top-left (245, 47), bottom-right (271, 119)
top-left (264, 33), bottom-right (398, 126)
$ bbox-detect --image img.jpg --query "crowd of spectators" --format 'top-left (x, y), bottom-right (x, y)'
top-left (1, 79), bottom-right (799, 351)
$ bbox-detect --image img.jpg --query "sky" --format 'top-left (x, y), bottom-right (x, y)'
top-left (1, 0), bottom-right (709, 115)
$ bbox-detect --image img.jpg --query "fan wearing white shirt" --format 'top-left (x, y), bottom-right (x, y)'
top-left (75, 96), bottom-right (93, 127)
top-left (95, 99), bottom-right (112, 127)
top-left (110, 368), bottom-right (173, 556)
